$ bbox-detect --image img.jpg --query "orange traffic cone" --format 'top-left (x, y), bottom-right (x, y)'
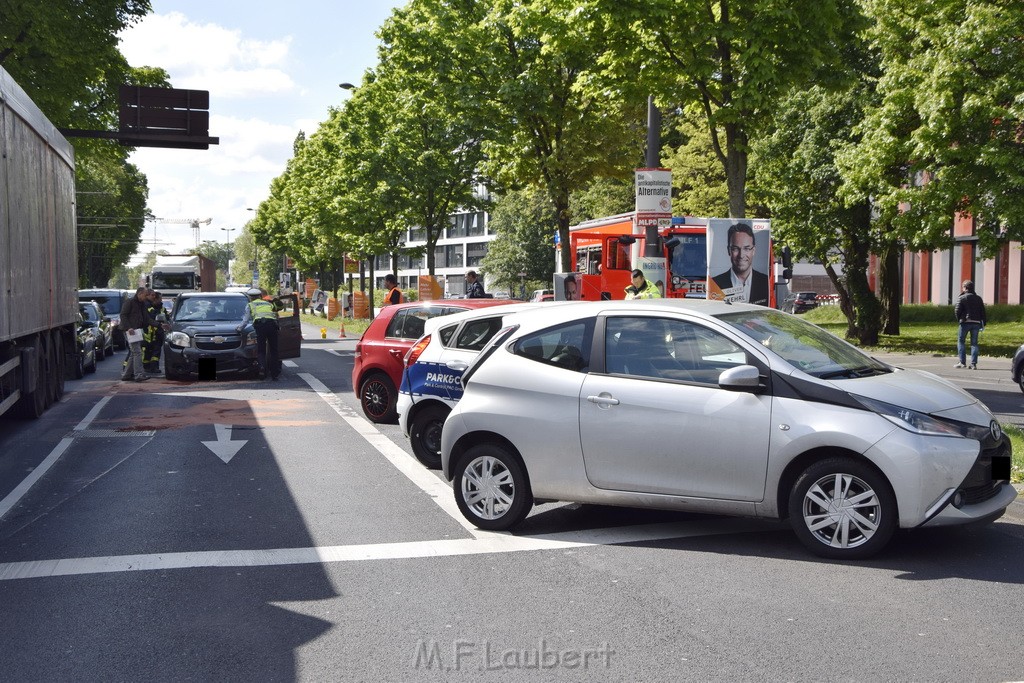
top-left (339, 321), bottom-right (347, 338)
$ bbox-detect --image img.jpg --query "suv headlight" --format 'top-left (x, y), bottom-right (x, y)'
top-left (855, 395), bottom-right (987, 439)
top-left (245, 330), bottom-right (257, 348)
top-left (167, 331), bottom-right (192, 349)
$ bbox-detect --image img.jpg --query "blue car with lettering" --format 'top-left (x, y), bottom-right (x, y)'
top-left (398, 303), bottom-right (544, 468)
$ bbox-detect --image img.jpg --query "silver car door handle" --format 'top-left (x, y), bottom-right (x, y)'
top-left (587, 394), bottom-right (620, 406)
top-left (446, 360), bottom-right (469, 371)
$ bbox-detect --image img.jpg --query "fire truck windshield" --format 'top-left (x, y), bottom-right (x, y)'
top-left (668, 233), bottom-right (707, 288)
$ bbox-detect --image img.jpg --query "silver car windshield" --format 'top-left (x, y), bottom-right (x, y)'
top-left (718, 310), bottom-right (890, 379)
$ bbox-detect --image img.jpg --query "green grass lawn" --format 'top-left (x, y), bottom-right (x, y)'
top-left (300, 312), bottom-right (372, 336)
top-left (804, 304), bottom-right (1024, 358)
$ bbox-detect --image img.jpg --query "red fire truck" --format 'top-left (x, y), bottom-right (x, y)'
top-left (568, 212), bottom-right (783, 307)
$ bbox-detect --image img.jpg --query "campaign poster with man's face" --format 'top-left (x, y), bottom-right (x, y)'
top-left (706, 219), bottom-right (771, 306)
top-left (554, 272), bottom-right (579, 301)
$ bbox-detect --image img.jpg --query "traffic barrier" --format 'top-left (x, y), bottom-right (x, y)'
top-left (320, 327), bottom-right (327, 339)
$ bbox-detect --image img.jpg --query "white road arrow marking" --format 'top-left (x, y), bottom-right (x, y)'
top-left (201, 424), bottom-right (247, 463)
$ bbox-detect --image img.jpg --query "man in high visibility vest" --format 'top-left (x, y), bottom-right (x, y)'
top-left (383, 273), bottom-right (404, 306)
top-left (624, 269), bottom-right (661, 299)
top-left (248, 288), bottom-right (284, 380)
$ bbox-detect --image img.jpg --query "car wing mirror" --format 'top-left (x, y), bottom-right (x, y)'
top-left (718, 364), bottom-right (763, 392)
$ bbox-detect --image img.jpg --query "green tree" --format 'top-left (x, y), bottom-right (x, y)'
top-left (569, 176), bottom-right (636, 224)
top-left (752, 86), bottom-right (883, 344)
top-left (851, 0), bottom-right (1024, 256)
top-left (385, 0), bottom-right (642, 273)
top-left (371, 25), bottom-right (488, 275)
top-left (2, 1), bottom-right (173, 283)
top-left (75, 157), bottom-right (150, 287)
top-left (587, 0), bottom-right (866, 218)
top-left (0, 0), bottom-right (151, 131)
top-left (661, 105), bottom-right (730, 218)
top-left (482, 189), bottom-right (558, 296)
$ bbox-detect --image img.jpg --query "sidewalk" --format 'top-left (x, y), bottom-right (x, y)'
top-left (867, 350), bottom-right (1015, 386)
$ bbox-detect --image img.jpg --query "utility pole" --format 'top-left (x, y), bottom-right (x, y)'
top-left (644, 96), bottom-right (662, 258)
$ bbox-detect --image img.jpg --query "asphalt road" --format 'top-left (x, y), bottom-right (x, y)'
top-left (0, 325), bottom-right (1020, 682)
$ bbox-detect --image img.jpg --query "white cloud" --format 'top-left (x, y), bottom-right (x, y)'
top-left (119, 12), bottom-right (295, 98)
top-left (130, 113), bottom-right (301, 253)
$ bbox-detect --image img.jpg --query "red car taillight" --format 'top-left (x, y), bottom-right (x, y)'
top-left (405, 335), bottom-right (431, 367)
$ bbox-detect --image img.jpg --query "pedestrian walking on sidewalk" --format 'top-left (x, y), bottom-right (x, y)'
top-left (954, 279), bottom-right (987, 370)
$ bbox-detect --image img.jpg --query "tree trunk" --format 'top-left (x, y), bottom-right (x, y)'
top-left (555, 191), bottom-right (571, 273)
top-left (878, 239), bottom-right (902, 335)
top-left (841, 204), bottom-right (882, 346)
top-left (724, 124), bottom-right (747, 219)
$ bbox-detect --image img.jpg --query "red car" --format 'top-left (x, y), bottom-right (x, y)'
top-left (353, 299), bottom-right (509, 423)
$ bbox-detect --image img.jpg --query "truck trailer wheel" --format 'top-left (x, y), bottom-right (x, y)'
top-left (15, 340), bottom-right (47, 419)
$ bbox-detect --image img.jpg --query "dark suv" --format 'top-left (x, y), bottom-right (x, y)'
top-left (783, 291), bottom-right (819, 314)
top-left (79, 288), bottom-right (132, 349)
top-left (163, 292), bottom-right (302, 380)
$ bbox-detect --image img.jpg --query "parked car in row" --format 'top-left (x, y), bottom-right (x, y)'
top-left (73, 312), bottom-right (99, 378)
top-left (1012, 343), bottom-right (1024, 394)
top-left (352, 299), bottom-right (510, 423)
top-left (397, 303), bottom-right (547, 467)
top-left (163, 291), bottom-right (302, 381)
top-left (781, 291), bottom-right (819, 314)
top-left (440, 299), bottom-right (1016, 560)
top-left (78, 300), bottom-right (114, 360)
top-left (78, 288), bottom-right (132, 350)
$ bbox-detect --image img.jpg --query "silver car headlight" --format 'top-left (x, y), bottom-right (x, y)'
top-left (245, 330), bottom-right (257, 348)
top-left (167, 331), bottom-right (193, 349)
top-left (855, 395), bottom-right (985, 439)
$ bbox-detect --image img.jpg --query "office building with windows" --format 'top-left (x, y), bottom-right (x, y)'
top-left (374, 207), bottom-right (498, 298)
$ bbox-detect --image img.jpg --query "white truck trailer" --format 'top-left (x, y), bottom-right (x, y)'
top-left (149, 253), bottom-right (217, 303)
top-left (0, 65), bottom-right (79, 419)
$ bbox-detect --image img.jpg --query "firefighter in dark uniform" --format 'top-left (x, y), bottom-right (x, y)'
top-left (248, 288), bottom-right (285, 380)
top-left (143, 291), bottom-right (166, 374)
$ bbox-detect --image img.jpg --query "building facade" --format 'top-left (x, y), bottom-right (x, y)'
top-left (373, 208), bottom-right (498, 298)
top-left (874, 213), bottom-right (1023, 305)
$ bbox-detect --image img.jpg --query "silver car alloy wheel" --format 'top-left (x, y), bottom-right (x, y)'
top-left (461, 455), bottom-right (516, 521)
top-left (801, 472), bottom-right (881, 549)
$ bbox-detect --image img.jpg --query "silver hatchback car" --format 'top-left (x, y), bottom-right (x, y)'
top-left (441, 299), bottom-right (1016, 560)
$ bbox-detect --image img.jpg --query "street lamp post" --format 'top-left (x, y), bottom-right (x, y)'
top-left (221, 227), bottom-right (236, 284)
top-left (246, 208), bottom-right (259, 288)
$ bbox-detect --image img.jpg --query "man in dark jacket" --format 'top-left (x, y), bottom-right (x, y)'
top-left (954, 279), bottom-right (987, 369)
top-left (119, 287), bottom-right (153, 381)
top-left (465, 270), bottom-right (486, 298)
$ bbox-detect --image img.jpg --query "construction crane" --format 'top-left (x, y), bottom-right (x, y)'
top-left (156, 217), bottom-right (212, 248)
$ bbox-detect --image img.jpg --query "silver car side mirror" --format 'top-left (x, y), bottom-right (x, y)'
top-left (719, 364), bottom-right (762, 391)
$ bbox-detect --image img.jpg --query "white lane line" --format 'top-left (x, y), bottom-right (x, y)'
top-left (74, 395), bottom-right (113, 431)
top-left (283, 360), bottom-right (298, 367)
top-left (298, 373), bottom-right (481, 535)
top-left (0, 396), bottom-right (112, 520)
top-left (0, 518), bottom-right (781, 581)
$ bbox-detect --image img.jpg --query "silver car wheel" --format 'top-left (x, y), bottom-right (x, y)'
top-left (461, 455), bottom-right (516, 521)
top-left (802, 472), bottom-right (880, 549)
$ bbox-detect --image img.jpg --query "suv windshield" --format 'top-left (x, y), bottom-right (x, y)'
top-left (175, 296), bottom-right (249, 322)
top-left (719, 310), bottom-right (890, 379)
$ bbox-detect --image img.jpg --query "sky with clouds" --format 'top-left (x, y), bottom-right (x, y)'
top-left (119, 0), bottom-right (403, 262)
